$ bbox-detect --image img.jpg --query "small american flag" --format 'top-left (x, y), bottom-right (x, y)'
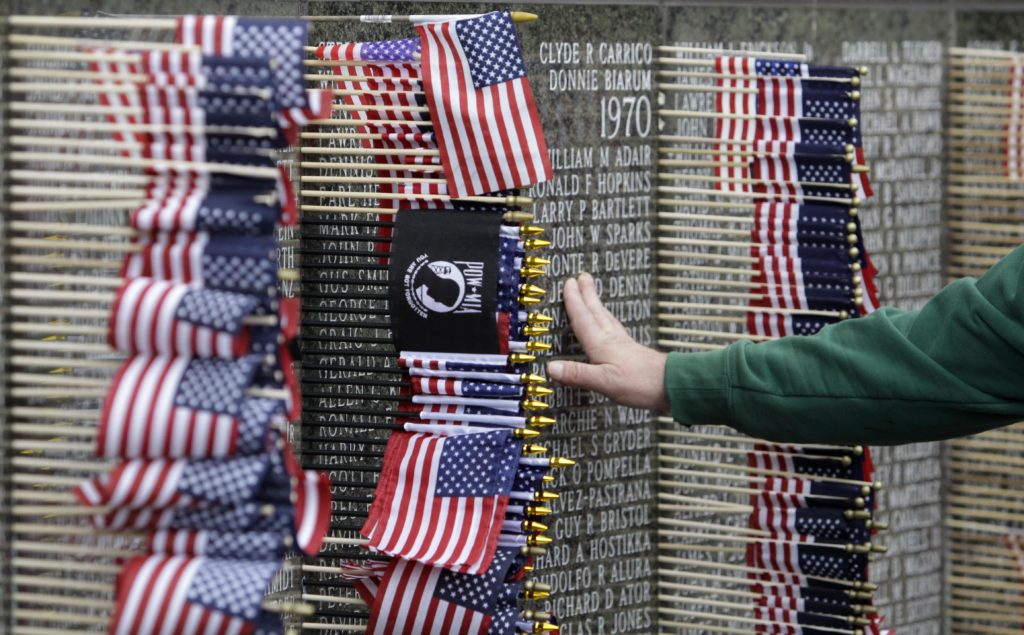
top-left (110, 555), bottom-right (283, 635)
top-left (74, 453), bottom-right (279, 510)
top-left (108, 277), bottom-right (259, 359)
top-left (96, 393), bottom-right (281, 460)
top-left (99, 354), bottom-right (261, 459)
top-left (747, 540), bottom-right (868, 581)
top-left (362, 430), bottom-right (520, 573)
top-left (366, 548), bottom-right (523, 634)
top-left (410, 377), bottom-right (523, 398)
top-left (415, 11), bottom-right (552, 198)
top-left (148, 529), bottom-right (288, 561)
top-left (132, 183), bottom-right (280, 235)
top-left (176, 15), bottom-right (310, 109)
top-left (750, 505), bottom-right (868, 542)
top-left (750, 444), bottom-right (868, 482)
top-left (121, 232), bottom-right (279, 295)
top-left (752, 203), bottom-right (851, 248)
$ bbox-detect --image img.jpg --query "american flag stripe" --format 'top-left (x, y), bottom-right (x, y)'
top-left (110, 278), bottom-right (245, 359)
top-left (294, 470), bottom-right (331, 555)
top-left (759, 77), bottom-right (803, 118)
top-left (122, 232), bottom-right (209, 285)
top-left (176, 16), bottom-right (239, 56)
top-left (101, 355), bottom-right (190, 458)
top-left (713, 57), bottom-right (756, 191)
top-left (149, 529), bottom-right (208, 555)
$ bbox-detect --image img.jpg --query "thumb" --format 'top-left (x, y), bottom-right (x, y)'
top-left (547, 360), bottom-right (614, 393)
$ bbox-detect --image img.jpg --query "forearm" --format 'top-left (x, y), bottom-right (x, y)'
top-left (666, 245), bottom-right (1024, 445)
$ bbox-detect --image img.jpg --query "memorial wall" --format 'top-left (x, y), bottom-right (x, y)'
top-left (5, 1), bottom-right (1024, 633)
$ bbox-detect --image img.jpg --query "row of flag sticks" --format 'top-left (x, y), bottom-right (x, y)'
top-left (6, 12), bottom-right (336, 635)
top-left (653, 45), bottom-right (892, 634)
top-left (943, 46), bottom-right (1024, 635)
top-left (5, 9), bottom-right (567, 635)
top-left (295, 10), bottom-right (569, 634)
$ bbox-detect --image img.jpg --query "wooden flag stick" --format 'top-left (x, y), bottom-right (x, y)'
top-left (660, 134), bottom-right (755, 147)
top-left (300, 189), bottom-right (532, 206)
top-left (656, 427), bottom-right (860, 452)
top-left (10, 136), bottom-right (277, 160)
top-left (949, 185), bottom-right (1024, 200)
top-left (308, 117), bottom-right (434, 127)
top-left (8, 117), bottom-right (276, 137)
top-left (658, 185), bottom-right (857, 206)
top-left (658, 312), bottom-right (746, 325)
top-left (949, 175), bottom-right (1024, 190)
top-left (657, 482), bottom-right (862, 507)
top-left (658, 434), bottom-right (852, 463)
top-left (659, 172), bottom-right (859, 192)
top-left (301, 131), bottom-right (432, 142)
top-left (657, 157), bottom-right (747, 168)
top-left (659, 108), bottom-right (858, 128)
top-left (947, 127), bottom-right (1021, 140)
top-left (657, 567), bottom-right (871, 604)
top-left (657, 146), bottom-right (854, 161)
top-left (657, 82), bottom-right (757, 94)
top-left (655, 553), bottom-right (875, 590)
top-left (658, 453), bottom-right (880, 488)
top-left (658, 605), bottom-right (861, 633)
top-left (301, 145), bottom-right (439, 157)
top-left (658, 261), bottom-right (759, 276)
top-left (658, 300), bottom-right (845, 318)
top-left (657, 46), bottom-right (807, 60)
top-left (657, 326), bottom-right (766, 342)
top-left (9, 169), bottom-right (152, 185)
top-left (300, 159), bottom-right (443, 173)
top-left (949, 231), bottom-right (1024, 246)
top-left (657, 68), bottom-right (859, 86)
top-left (657, 197), bottom-right (758, 211)
top-left (8, 151), bottom-right (279, 179)
top-left (657, 232), bottom-right (857, 251)
top-left (658, 248), bottom-right (758, 264)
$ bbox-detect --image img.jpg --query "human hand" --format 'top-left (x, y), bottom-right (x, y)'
top-left (546, 273), bottom-right (669, 412)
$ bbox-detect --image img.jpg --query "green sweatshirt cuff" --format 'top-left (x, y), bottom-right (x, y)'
top-left (664, 349), bottom-right (733, 427)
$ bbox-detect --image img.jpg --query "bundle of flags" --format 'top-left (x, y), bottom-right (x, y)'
top-left (654, 49), bottom-right (892, 635)
top-left (69, 16), bottom-right (330, 634)
top-left (712, 56), bottom-right (881, 337)
top-left (746, 444), bottom-right (888, 634)
top-left (712, 55), bottom-right (888, 634)
top-left (301, 11), bottom-right (563, 633)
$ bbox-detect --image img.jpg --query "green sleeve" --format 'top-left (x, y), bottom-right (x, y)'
top-left (665, 244), bottom-right (1024, 446)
